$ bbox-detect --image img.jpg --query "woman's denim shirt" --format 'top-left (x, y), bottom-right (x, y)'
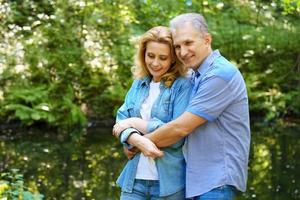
top-left (116, 76), bottom-right (192, 197)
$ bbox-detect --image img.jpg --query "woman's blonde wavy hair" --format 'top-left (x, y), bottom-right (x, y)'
top-left (133, 26), bottom-right (186, 87)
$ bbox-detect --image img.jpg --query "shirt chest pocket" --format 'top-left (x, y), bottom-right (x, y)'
top-left (162, 100), bottom-right (171, 114)
top-left (153, 96), bottom-right (172, 120)
top-left (127, 103), bottom-right (137, 117)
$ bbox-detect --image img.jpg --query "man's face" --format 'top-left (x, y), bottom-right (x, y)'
top-left (173, 23), bottom-right (211, 70)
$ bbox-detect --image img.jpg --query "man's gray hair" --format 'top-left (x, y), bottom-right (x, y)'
top-left (170, 13), bottom-right (209, 34)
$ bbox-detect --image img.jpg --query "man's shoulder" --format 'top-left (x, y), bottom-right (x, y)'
top-left (206, 56), bottom-right (238, 82)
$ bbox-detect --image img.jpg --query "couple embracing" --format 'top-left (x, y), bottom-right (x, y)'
top-left (112, 13), bottom-right (250, 200)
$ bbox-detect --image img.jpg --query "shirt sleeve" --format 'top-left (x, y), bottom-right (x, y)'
top-left (146, 117), bottom-right (165, 133)
top-left (115, 80), bottom-right (141, 148)
top-left (186, 76), bottom-right (234, 121)
top-left (116, 80), bottom-right (138, 121)
top-left (120, 128), bottom-right (142, 149)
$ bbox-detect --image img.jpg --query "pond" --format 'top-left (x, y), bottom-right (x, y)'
top-left (1, 123), bottom-right (299, 199)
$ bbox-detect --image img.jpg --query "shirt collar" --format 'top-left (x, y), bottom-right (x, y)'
top-left (140, 76), bottom-right (165, 88)
top-left (141, 76), bottom-right (151, 86)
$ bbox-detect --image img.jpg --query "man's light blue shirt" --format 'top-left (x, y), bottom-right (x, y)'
top-left (185, 50), bottom-right (251, 198)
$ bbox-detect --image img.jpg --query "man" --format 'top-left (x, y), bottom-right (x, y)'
top-left (118, 13), bottom-right (250, 200)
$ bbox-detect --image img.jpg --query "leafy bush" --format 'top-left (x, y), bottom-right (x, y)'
top-left (0, 169), bottom-right (43, 200)
top-left (0, 0), bottom-right (299, 137)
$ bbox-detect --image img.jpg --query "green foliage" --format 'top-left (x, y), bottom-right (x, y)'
top-left (2, 85), bottom-right (55, 124)
top-left (0, 169), bottom-right (44, 200)
top-left (0, 0), bottom-right (299, 136)
top-left (280, 0), bottom-right (300, 15)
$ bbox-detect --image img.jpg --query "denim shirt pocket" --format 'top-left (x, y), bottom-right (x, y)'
top-left (162, 100), bottom-right (171, 113)
top-left (153, 99), bottom-right (171, 121)
top-left (159, 89), bottom-right (172, 119)
top-left (126, 103), bottom-right (136, 117)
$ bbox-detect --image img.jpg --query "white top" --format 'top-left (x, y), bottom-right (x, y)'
top-left (135, 80), bottom-right (160, 180)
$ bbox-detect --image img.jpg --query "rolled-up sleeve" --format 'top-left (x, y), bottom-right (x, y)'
top-left (120, 128), bottom-right (142, 149)
top-left (147, 117), bottom-right (165, 133)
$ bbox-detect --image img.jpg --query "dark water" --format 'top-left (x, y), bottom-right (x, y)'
top-left (1, 124), bottom-right (299, 200)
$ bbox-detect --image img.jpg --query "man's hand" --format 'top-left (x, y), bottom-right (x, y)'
top-left (128, 133), bottom-right (164, 158)
top-left (123, 146), bottom-right (139, 160)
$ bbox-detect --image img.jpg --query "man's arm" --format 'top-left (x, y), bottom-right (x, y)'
top-left (147, 76), bottom-right (233, 147)
top-left (146, 111), bottom-right (206, 147)
top-left (125, 112), bottom-right (206, 157)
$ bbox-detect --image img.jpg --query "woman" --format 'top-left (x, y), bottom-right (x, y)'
top-left (113, 26), bottom-right (192, 199)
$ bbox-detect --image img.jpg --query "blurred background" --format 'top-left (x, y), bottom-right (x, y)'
top-left (0, 0), bottom-right (299, 199)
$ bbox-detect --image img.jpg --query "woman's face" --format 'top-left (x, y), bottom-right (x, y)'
top-left (145, 41), bottom-right (172, 82)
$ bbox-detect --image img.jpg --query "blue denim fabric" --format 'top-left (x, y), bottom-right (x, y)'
top-left (116, 76), bottom-right (192, 197)
top-left (190, 185), bottom-right (236, 200)
top-left (120, 179), bottom-right (185, 200)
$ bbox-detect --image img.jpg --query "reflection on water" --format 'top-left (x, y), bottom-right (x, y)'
top-left (244, 123), bottom-right (300, 200)
top-left (0, 124), bottom-right (299, 199)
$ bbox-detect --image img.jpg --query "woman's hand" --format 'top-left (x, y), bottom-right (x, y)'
top-left (112, 119), bottom-right (133, 138)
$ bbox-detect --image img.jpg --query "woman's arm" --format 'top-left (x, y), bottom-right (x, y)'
top-left (112, 117), bottom-right (164, 158)
top-left (114, 80), bottom-right (145, 146)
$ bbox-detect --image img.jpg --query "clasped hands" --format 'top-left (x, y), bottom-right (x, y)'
top-left (112, 118), bottom-right (164, 159)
